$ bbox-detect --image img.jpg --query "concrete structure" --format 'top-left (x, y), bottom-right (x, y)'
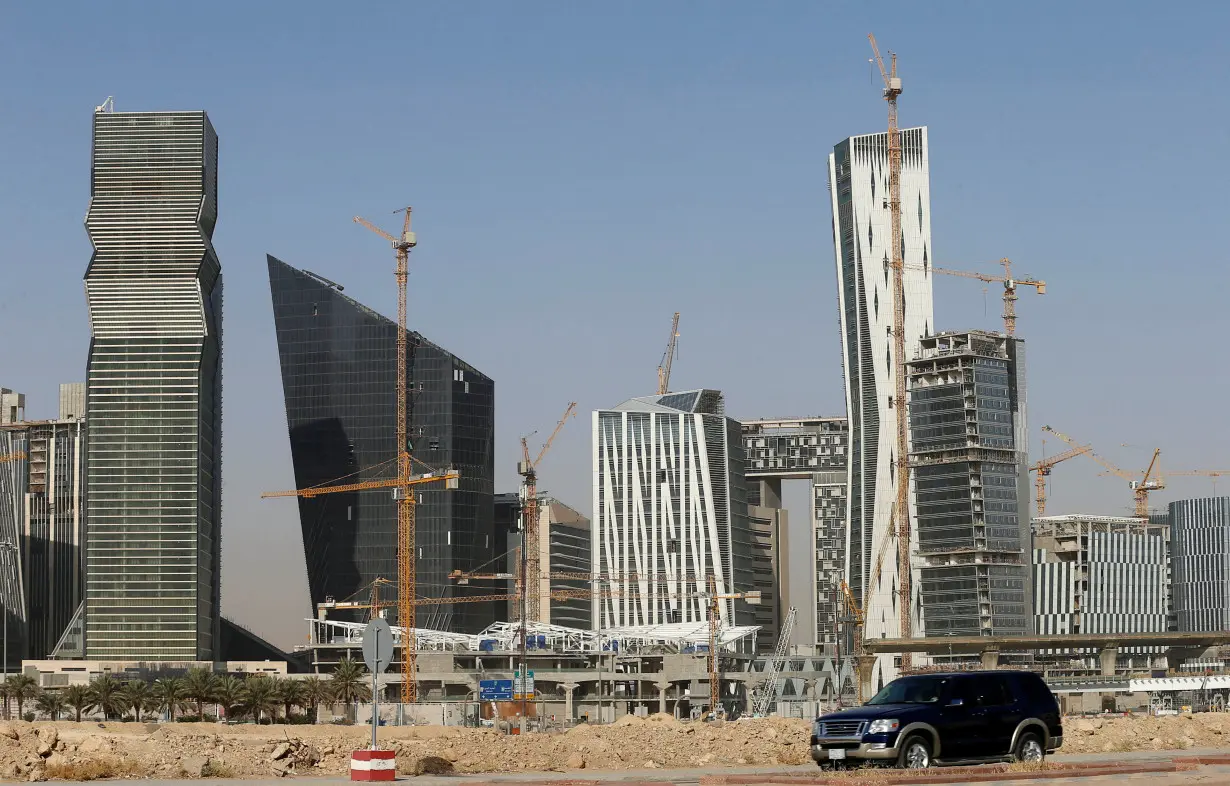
top-left (22, 658), bottom-right (287, 689)
top-left (828, 129), bottom-right (934, 684)
top-left (495, 494), bottom-right (592, 629)
top-left (1033, 515), bottom-right (1170, 641)
top-left (1170, 497), bottom-right (1230, 632)
top-left (906, 330), bottom-right (1031, 637)
top-left (741, 417), bottom-right (849, 652)
top-left (83, 107), bottom-right (222, 661)
top-left (0, 391), bottom-right (25, 425)
top-left (267, 256), bottom-right (496, 633)
top-left (592, 390), bottom-right (752, 629)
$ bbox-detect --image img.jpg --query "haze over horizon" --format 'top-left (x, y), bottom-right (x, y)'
top-left (3, 2), bottom-right (1228, 648)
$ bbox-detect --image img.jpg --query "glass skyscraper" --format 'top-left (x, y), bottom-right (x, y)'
top-left (267, 256), bottom-right (496, 633)
top-left (83, 108), bottom-right (222, 660)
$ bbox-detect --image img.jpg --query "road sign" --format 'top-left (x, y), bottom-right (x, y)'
top-left (479, 679), bottom-right (514, 701)
top-left (362, 618), bottom-right (394, 674)
top-left (513, 669), bottom-right (535, 699)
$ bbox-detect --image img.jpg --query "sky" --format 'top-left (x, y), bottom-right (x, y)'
top-left (2, 2), bottom-right (1229, 649)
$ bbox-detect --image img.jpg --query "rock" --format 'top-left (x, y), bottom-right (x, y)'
top-left (564, 753), bottom-right (585, 769)
top-left (271, 742), bottom-right (291, 761)
top-left (643, 760), bottom-right (660, 769)
top-left (321, 746), bottom-right (335, 756)
top-left (181, 756), bottom-right (210, 777)
top-left (44, 754), bottom-right (66, 770)
top-left (271, 760), bottom-right (292, 777)
top-left (35, 742), bottom-right (51, 758)
top-left (0, 723), bottom-right (19, 741)
top-left (1, 762), bottom-right (19, 778)
top-left (79, 736), bottom-right (106, 754)
top-left (414, 756), bottom-right (454, 776)
top-left (297, 745), bottom-right (321, 766)
top-left (35, 728), bottom-right (56, 747)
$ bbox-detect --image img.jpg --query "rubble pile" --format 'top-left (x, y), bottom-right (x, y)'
top-left (0, 713), bottom-right (1220, 779)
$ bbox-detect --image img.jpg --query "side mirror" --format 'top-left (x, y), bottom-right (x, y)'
top-left (947, 698), bottom-right (965, 708)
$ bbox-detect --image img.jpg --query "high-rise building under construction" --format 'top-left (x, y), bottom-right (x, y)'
top-left (83, 107), bottom-right (222, 661)
top-left (266, 256), bottom-right (496, 633)
top-left (827, 128), bottom-right (934, 681)
top-left (906, 330), bottom-right (1031, 636)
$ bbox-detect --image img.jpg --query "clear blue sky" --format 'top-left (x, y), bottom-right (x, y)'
top-left (3, 2), bottom-right (1228, 647)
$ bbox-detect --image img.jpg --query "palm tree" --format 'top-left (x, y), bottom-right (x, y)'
top-left (183, 668), bottom-right (218, 720)
top-left (213, 676), bottom-right (247, 723)
top-left (0, 679), bottom-right (11, 720)
top-left (63, 685), bottom-right (94, 723)
top-left (301, 676), bottom-right (330, 723)
top-left (276, 679), bottom-right (307, 721)
top-left (330, 658), bottom-right (371, 723)
top-left (5, 675), bottom-right (40, 720)
top-left (152, 677), bottom-right (187, 722)
top-left (35, 691), bottom-right (64, 721)
top-left (243, 676), bottom-right (280, 724)
top-left (118, 680), bottom-right (154, 722)
top-left (88, 675), bottom-right (124, 721)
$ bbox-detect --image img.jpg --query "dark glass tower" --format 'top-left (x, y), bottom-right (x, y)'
top-left (83, 109), bottom-right (222, 661)
top-left (267, 256), bottom-right (495, 633)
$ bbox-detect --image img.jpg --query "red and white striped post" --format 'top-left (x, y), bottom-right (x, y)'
top-left (350, 749), bottom-right (396, 781)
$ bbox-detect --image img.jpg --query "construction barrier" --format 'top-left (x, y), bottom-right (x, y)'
top-left (350, 749), bottom-right (396, 782)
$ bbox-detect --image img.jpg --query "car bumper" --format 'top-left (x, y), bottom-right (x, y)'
top-left (810, 739), bottom-right (899, 762)
top-left (1049, 734), bottom-right (1063, 752)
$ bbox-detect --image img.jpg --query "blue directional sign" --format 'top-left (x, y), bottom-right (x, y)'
top-left (479, 679), bottom-right (514, 701)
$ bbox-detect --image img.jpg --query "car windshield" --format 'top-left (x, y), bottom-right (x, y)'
top-left (866, 676), bottom-right (948, 705)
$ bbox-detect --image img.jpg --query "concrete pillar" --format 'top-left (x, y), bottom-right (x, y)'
top-left (655, 681), bottom-right (670, 715)
top-left (561, 682), bottom-right (579, 722)
top-left (980, 649), bottom-right (1000, 670)
top-left (857, 655), bottom-right (876, 704)
top-left (1100, 646), bottom-right (1119, 677)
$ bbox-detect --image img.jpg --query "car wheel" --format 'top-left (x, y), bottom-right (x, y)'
top-left (897, 734), bottom-right (931, 769)
top-left (1014, 731), bottom-right (1045, 763)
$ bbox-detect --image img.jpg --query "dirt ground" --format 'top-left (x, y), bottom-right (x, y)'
top-left (0, 712), bottom-right (1226, 780)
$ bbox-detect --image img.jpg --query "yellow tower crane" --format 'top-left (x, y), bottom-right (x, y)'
top-left (519, 402), bottom-right (577, 622)
top-left (656, 312), bottom-right (680, 395)
top-left (933, 259), bottom-right (1045, 337)
top-left (868, 32), bottom-right (913, 668)
top-left (1042, 426), bottom-right (1163, 519)
top-left (1030, 439), bottom-right (1093, 516)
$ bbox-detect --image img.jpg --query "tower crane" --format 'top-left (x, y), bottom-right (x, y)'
top-left (868, 32), bottom-right (913, 668)
top-left (1042, 426), bottom-right (1163, 519)
top-left (837, 580), bottom-right (866, 703)
top-left (751, 606), bottom-right (796, 717)
top-left (1029, 439), bottom-right (1092, 516)
top-left (1166, 469), bottom-right (1230, 495)
top-left (933, 259), bottom-right (1045, 337)
top-left (656, 312), bottom-right (681, 395)
top-left (519, 402), bottom-right (577, 622)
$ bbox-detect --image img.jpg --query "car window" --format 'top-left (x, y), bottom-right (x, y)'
top-left (866, 675), bottom-right (948, 705)
top-left (949, 677), bottom-right (978, 706)
top-left (972, 675), bottom-right (1011, 707)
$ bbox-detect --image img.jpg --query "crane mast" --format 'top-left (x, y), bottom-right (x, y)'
top-left (656, 312), bottom-right (681, 395)
top-left (519, 402), bottom-right (577, 622)
top-left (869, 33), bottom-right (913, 666)
top-left (354, 208), bottom-right (419, 703)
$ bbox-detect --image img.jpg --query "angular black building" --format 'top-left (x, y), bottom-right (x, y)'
top-left (267, 256), bottom-right (496, 633)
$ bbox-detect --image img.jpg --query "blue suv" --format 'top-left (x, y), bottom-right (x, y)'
top-left (810, 671), bottom-right (1063, 769)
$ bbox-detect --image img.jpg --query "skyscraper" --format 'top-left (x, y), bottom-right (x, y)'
top-left (907, 330), bottom-right (1031, 636)
top-left (592, 390), bottom-right (752, 628)
top-left (1170, 497), bottom-right (1230, 632)
top-left (828, 129), bottom-right (934, 666)
top-left (267, 256), bottom-right (496, 633)
top-left (83, 108), bottom-right (222, 661)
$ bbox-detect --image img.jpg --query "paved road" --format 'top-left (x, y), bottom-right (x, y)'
top-left (60, 749), bottom-right (1230, 786)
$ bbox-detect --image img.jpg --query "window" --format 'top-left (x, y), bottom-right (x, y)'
top-left (971, 675), bottom-right (1011, 707)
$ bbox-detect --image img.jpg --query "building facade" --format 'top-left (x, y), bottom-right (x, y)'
top-left (741, 417), bottom-right (849, 652)
top-left (83, 108), bottom-right (222, 661)
top-left (267, 256), bottom-right (496, 633)
top-left (828, 129), bottom-right (934, 668)
top-left (592, 390), bottom-right (751, 628)
top-left (495, 494), bottom-right (592, 629)
top-left (1032, 515), bottom-right (1169, 639)
top-left (1170, 497), bottom-right (1230, 632)
top-left (906, 331), bottom-right (1031, 637)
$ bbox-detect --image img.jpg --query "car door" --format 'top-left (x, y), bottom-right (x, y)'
top-left (936, 676), bottom-right (986, 760)
top-left (972, 674), bottom-right (1019, 756)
